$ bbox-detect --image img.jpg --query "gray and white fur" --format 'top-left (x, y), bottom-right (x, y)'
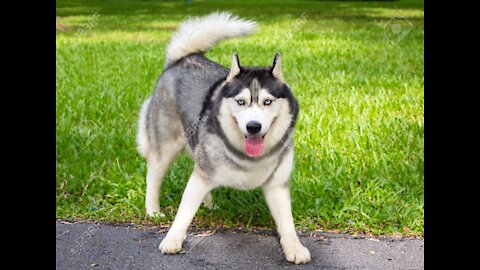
top-left (136, 12), bottom-right (310, 264)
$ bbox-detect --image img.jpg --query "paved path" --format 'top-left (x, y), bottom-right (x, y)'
top-left (56, 221), bottom-right (423, 269)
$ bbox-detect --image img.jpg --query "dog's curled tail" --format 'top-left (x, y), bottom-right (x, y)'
top-left (165, 12), bottom-right (257, 68)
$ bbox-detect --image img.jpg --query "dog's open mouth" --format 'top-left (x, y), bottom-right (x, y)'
top-left (244, 135), bottom-right (264, 157)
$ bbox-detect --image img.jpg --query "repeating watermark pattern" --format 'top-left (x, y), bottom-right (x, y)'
top-left (171, 117), bottom-right (208, 154)
top-left (185, 118), bottom-right (206, 140)
top-left (279, 11), bottom-right (308, 48)
top-left (68, 11), bottom-right (100, 48)
top-left (69, 224), bottom-right (100, 256)
top-left (182, 229), bottom-right (217, 254)
top-left (384, 17), bottom-right (413, 45)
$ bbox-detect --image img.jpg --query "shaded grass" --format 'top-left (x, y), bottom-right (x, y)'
top-left (56, 0), bottom-right (424, 236)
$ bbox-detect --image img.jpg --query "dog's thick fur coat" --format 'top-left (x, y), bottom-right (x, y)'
top-left (136, 12), bottom-right (310, 264)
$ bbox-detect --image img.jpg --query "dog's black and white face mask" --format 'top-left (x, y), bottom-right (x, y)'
top-left (218, 53), bottom-right (299, 158)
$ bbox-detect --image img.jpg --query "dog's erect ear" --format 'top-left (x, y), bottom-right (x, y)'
top-left (226, 53), bottom-right (241, 82)
top-left (271, 52), bottom-right (284, 82)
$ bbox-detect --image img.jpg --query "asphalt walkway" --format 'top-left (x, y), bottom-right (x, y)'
top-left (56, 221), bottom-right (423, 269)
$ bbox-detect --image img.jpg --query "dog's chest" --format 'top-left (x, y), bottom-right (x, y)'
top-left (211, 158), bottom-right (278, 190)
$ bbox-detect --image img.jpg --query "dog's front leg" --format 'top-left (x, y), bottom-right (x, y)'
top-left (262, 150), bottom-right (310, 264)
top-left (263, 184), bottom-right (311, 264)
top-left (159, 166), bottom-right (216, 254)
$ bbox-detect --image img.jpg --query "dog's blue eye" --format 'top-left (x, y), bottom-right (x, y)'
top-left (264, 99), bottom-right (273, 106)
top-left (236, 99), bottom-right (245, 106)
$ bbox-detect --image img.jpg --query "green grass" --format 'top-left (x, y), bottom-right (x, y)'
top-left (56, 0), bottom-right (424, 237)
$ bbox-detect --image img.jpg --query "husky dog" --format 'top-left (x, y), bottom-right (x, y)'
top-left (136, 12), bottom-right (310, 264)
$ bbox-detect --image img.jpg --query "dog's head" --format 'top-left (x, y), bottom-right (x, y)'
top-left (216, 53), bottom-right (299, 158)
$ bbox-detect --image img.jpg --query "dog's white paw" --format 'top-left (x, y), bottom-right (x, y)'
top-left (282, 241), bottom-right (311, 264)
top-left (159, 236), bottom-right (183, 254)
top-left (146, 204), bottom-right (162, 217)
top-left (146, 210), bottom-right (159, 217)
top-left (146, 210), bottom-right (165, 218)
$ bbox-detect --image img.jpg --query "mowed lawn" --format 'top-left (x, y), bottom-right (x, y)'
top-left (56, 0), bottom-right (424, 236)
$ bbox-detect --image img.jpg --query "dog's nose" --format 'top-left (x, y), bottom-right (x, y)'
top-left (246, 121), bottom-right (262, 134)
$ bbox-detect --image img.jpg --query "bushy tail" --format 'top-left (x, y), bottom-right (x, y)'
top-left (165, 12), bottom-right (257, 68)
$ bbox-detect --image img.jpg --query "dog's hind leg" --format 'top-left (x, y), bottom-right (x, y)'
top-left (145, 156), bottom-right (163, 216)
top-left (146, 141), bottom-right (184, 217)
top-left (139, 87), bottom-right (185, 217)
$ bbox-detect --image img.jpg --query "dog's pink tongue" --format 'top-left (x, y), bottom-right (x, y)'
top-left (244, 137), bottom-right (264, 157)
